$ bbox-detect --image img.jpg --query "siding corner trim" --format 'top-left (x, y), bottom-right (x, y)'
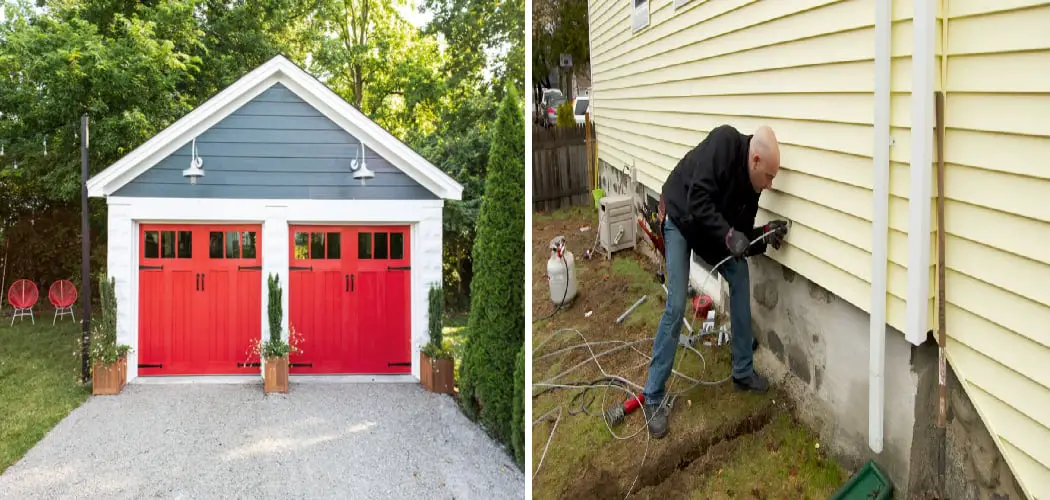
top-left (905, 0), bottom-right (937, 347)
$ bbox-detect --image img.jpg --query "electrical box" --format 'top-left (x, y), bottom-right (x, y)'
top-left (599, 195), bottom-right (636, 258)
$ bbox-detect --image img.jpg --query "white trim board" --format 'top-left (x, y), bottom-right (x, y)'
top-left (86, 55), bottom-right (463, 201)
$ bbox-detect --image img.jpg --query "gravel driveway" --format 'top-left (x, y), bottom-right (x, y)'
top-left (0, 382), bottom-right (524, 499)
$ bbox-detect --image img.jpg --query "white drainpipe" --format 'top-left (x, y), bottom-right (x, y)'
top-left (906, 0), bottom-right (937, 348)
top-left (870, 0), bottom-right (893, 454)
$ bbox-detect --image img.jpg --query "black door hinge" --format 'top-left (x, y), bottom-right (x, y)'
top-left (290, 363), bottom-right (313, 368)
top-left (387, 266), bottom-right (411, 271)
top-left (138, 363), bottom-right (163, 369)
top-left (237, 362), bottom-right (262, 368)
top-left (290, 265), bottom-right (313, 271)
top-left (388, 362), bottom-right (411, 367)
top-left (139, 265), bottom-right (163, 270)
top-left (238, 265), bottom-right (262, 271)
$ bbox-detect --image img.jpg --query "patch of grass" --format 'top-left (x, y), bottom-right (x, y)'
top-left (0, 317), bottom-right (90, 473)
top-left (689, 413), bottom-right (847, 499)
top-left (443, 313), bottom-right (469, 384)
top-left (535, 205), bottom-right (594, 222)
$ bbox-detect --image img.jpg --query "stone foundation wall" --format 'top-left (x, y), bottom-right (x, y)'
top-left (944, 366), bottom-right (1026, 499)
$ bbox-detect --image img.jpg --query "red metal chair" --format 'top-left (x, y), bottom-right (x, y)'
top-left (8, 279), bottom-right (38, 326)
top-left (48, 280), bottom-right (78, 325)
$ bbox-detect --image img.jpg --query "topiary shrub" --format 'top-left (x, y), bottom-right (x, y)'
top-left (89, 274), bottom-right (131, 368)
top-left (512, 344), bottom-right (525, 470)
top-left (458, 82), bottom-right (526, 451)
top-left (421, 283), bottom-right (452, 359)
top-left (248, 273), bottom-right (302, 360)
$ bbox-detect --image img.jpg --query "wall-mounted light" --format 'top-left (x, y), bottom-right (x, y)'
top-left (182, 138), bottom-right (205, 185)
top-left (350, 142), bottom-right (374, 185)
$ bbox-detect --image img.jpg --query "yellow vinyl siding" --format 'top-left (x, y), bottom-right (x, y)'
top-left (587, 0), bottom-right (935, 334)
top-left (940, 2), bottom-right (1050, 497)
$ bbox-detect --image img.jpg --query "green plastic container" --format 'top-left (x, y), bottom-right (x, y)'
top-left (592, 188), bottom-right (605, 209)
top-left (829, 460), bottom-right (893, 500)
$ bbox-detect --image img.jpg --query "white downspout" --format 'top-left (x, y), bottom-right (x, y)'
top-left (870, 0), bottom-right (893, 454)
top-left (906, 0), bottom-right (936, 347)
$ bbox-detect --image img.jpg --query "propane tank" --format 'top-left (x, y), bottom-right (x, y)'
top-left (547, 236), bottom-right (578, 306)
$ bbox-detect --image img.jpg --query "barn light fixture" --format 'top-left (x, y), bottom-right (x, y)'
top-left (182, 137), bottom-right (205, 185)
top-left (350, 142), bottom-right (374, 185)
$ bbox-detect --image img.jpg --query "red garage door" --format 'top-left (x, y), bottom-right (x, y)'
top-left (138, 225), bottom-right (262, 375)
top-left (288, 225), bottom-right (411, 374)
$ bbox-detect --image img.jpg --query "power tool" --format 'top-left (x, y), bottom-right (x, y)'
top-left (604, 393), bottom-right (645, 426)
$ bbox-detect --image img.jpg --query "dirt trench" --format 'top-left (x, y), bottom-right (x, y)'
top-left (563, 400), bottom-right (781, 499)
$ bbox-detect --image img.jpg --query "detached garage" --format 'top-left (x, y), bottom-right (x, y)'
top-left (86, 55), bottom-right (463, 382)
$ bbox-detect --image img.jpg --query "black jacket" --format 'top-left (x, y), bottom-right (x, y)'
top-left (661, 124), bottom-right (767, 267)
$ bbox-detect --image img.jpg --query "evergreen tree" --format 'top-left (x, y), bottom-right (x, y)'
top-left (458, 83), bottom-right (526, 450)
top-left (512, 344), bottom-right (525, 469)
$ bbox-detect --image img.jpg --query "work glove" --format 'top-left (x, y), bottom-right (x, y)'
top-left (725, 228), bottom-right (750, 258)
top-left (759, 220), bottom-right (790, 250)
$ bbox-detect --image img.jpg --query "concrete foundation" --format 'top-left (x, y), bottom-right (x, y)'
top-left (598, 159), bottom-right (1024, 498)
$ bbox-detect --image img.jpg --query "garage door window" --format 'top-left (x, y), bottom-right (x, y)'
top-left (358, 231), bottom-right (404, 260)
top-left (144, 230), bottom-right (192, 259)
top-left (209, 231), bottom-right (258, 259)
top-left (294, 231), bottom-right (341, 260)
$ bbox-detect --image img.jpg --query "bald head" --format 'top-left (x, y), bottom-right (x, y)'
top-left (747, 125), bottom-right (780, 193)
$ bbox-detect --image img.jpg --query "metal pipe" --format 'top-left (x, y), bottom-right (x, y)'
top-left (615, 295), bottom-right (647, 324)
top-left (80, 114), bottom-right (91, 384)
top-left (935, 90), bottom-right (947, 428)
top-left (869, 0), bottom-right (893, 454)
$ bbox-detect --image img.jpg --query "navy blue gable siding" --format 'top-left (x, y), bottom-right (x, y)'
top-left (112, 83), bottom-right (438, 200)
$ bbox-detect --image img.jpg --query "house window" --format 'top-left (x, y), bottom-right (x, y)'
top-left (632, 0), bottom-right (649, 33)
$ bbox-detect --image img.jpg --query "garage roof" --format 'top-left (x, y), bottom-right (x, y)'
top-left (87, 55), bottom-right (463, 201)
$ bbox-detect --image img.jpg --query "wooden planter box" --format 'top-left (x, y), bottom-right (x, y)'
top-left (421, 352), bottom-right (455, 394)
top-left (92, 356), bottom-right (127, 396)
top-left (264, 356), bottom-right (289, 393)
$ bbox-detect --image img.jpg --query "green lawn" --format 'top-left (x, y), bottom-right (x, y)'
top-left (442, 312), bottom-right (468, 384)
top-left (0, 314), bottom-right (91, 473)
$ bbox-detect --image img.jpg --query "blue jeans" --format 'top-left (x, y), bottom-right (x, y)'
top-left (643, 218), bottom-right (755, 406)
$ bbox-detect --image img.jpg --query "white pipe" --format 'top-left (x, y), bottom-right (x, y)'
top-left (869, 0), bottom-right (893, 455)
top-left (906, 0), bottom-right (937, 347)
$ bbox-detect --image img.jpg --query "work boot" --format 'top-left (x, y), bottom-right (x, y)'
top-left (733, 372), bottom-right (769, 393)
top-left (642, 402), bottom-right (669, 439)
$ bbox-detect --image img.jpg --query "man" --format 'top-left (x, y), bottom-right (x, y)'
top-left (642, 124), bottom-right (789, 439)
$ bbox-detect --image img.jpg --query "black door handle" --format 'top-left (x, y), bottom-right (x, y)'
top-left (345, 274), bottom-right (349, 292)
top-left (201, 273), bottom-right (205, 291)
top-left (351, 274), bottom-right (355, 292)
top-left (196, 273), bottom-right (200, 291)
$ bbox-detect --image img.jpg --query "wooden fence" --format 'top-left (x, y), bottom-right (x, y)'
top-left (532, 124), bottom-right (595, 212)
